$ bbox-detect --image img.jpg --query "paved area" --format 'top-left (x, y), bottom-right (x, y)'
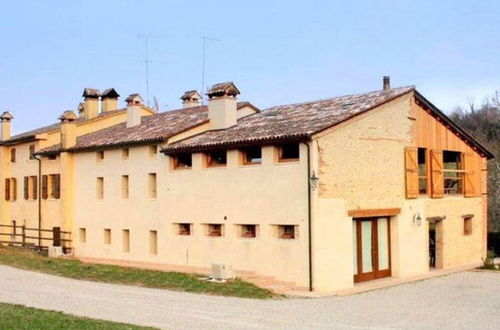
top-left (0, 265), bottom-right (498, 330)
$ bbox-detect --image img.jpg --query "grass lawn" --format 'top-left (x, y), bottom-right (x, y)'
top-left (0, 247), bottom-right (275, 299)
top-left (0, 303), bottom-right (154, 329)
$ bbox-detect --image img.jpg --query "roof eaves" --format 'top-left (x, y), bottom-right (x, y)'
top-left (161, 133), bottom-right (310, 155)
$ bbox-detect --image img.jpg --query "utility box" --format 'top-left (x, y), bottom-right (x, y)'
top-left (48, 246), bottom-right (64, 258)
top-left (211, 263), bottom-right (234, 281)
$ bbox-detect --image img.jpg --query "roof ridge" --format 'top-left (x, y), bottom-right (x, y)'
top-left (264, 85), bottom-right (415, 111)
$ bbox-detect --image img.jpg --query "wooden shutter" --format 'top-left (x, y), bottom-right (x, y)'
top-left (5, 178), bottom-right (10, 201)
top-left (463, 153), bottom-right (477, 197)
top-left (54, 174), bottom-right (61, 199)
top-left (42, 175), bottom-right (48, 199)
top-left (11, 178), bottom-right (17, 201)
top-left (430, 150), bottom-right (444, 198)
top-left (24, 176), bottom-right (29, 200)
top-left (404, 147), bottom-right (419, 199)
top-left (32, 176), bottom-right (38, 200)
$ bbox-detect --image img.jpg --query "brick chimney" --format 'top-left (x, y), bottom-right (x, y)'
top-left (0, 111), bottom-right (13, 141)
top-left (59, 110), bottom-right (77, 149)
top-left (125, 93), bottom-right (144, 128)
top-left (180, 90), bottom-right (202, 108)
top-left (206, 82), bottom-right (240, 129)
top-left (101, 88), bottom-right (120, 112)
top-left (383, 76), bottom-right (390, 90)
top-left (82, 88), bottom-right (100, 119)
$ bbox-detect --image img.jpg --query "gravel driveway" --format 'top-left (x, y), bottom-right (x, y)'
top-left (0, 265), bottom-right (498, 329)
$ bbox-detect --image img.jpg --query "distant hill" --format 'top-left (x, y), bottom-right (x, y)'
top-left (450, 92), bottom-right (500, 232)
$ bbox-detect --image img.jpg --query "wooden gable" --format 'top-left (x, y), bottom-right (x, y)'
top-left (411, 94), bottom-right (489, 198)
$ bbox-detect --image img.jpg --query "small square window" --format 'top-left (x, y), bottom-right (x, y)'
top-left (122, 148), bottom-right (129, 159)
top-left (240, 224), bottom-right (257, 238)
top-left (206, 150), bottom-right (227, 167)
top-left (121, 175), bottom-right (129, 199)
top-left (148, 173), bottom-right (157, 199)
top-left (97, 151), bottom-right (104, 161)
top-left (207, 224), bottom-right (223, 237)
top-left (96, 177), bottom-right (104, 199)
top-left (278, 143), bottom-right (299, 162)
top-left (278, 225), bottom-right (296, 239)
top-left (149, 145), bottom-right (158, 157)
top-left (463, 216), bottom-right (473, 235)
top-left (149, 230), bottom-right (158, 255)
top-left (173, 153), bottom-right (192, 169)
top-left (104, 229), bottom-right (111, 244)
top-left (241, 147), bottom-right (262, 165)
top-left (79, 228), bottom-right (86, 243)
top-left (178, 223), bottom-right (191, 236)
top-left (29, 145), bottom-right (35, 160)
top-left (122, 229), bottom-right (130, 253)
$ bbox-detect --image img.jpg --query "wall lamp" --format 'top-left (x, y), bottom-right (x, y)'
top-left (309, 171), bottom-right (319, 191)
top-left (413, 212), bottom-right (422, 226)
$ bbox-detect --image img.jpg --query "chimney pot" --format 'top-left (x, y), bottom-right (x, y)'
top-left (82, 88), bottom-right (100, 119)
top-left (0, 111), bottom-right (13, 140)
top-left (126, 93), bottom-right (144, 127)
top-left (180, 90), bottom-right (202, 108)
top-left (383, 76), bottom-right (390, 90)
top-left (59, 110), bottom-right (77, 148)
top-left (207, 82), bottom-right (240, 129)
top-left (101, 88), bottom-right (120, 112)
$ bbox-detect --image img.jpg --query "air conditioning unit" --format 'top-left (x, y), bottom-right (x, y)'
top-left (211, 263), bottom-right (234, 281)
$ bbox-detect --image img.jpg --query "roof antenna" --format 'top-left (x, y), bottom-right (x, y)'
top-left (201, 36), bottom-right (221, 104)
top-left (153, 96), bottom-right (160, 112)
top-left (137, 34), bottom-right (172, 107)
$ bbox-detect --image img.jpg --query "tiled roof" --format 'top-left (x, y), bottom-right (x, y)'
top-left (163, 86), bottom-right (415, 153)
top-left (37, 102), bottom-right (254, 154)
top-left (5, 108), bottom-right (127, 144)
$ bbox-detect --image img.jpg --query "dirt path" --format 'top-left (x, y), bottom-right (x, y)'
top-left (0, 265), bottom-right (498, 329)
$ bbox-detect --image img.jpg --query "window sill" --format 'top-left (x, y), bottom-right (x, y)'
top-left (172, 167), bottom-right (192, 171)
top-left (274, 160), bottom-right (300, 166)
top-left (204, 165), bottom-right (227, 170)
top-left (240, 163), bottom-right (262, 167)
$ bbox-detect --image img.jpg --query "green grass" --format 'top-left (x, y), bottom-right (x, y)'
top-left (0, 247), bottom-right (275, 299)
top-left (0, 303), bottom-right (155, 329)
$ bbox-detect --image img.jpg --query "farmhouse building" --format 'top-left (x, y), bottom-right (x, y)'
top-left (0, 78), bottom-right (492, 292)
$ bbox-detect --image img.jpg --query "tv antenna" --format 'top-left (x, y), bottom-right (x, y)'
top-left (137, 34), bottom-right (171, 107)
top-left (201, 36), bottom-right (221, 104)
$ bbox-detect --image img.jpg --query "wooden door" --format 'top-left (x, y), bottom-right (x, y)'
top-left (353, 217), bottom-right (391, 283)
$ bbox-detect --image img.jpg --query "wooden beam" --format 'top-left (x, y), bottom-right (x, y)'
top-left (348, 208), bottom-right (401, 218)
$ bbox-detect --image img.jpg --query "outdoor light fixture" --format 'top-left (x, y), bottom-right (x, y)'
top-left (309, 171), bottom-right (319, 191)
top-left (413, 212), bottom-right (422, 226)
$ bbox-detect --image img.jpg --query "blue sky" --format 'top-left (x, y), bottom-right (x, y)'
top-left (1, 0), bottom-right (499, 134)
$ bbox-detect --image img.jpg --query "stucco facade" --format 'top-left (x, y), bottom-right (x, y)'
top-left (0, 82), bottom-right (491, 292)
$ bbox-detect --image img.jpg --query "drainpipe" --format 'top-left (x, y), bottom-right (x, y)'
top-left (304, 141), bottom-right (313, 292)
top-left (33, 154), bottom-right (42, 250)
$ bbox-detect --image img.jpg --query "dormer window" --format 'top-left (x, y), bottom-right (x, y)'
top-left (173, 153), bottom-right (192, 169)
top-left (206, 150), bottom-right (227, 167)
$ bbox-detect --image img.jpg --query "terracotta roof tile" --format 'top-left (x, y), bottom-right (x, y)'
top-left (6, 108), bottom-right (127, 143)
top-left (163, 86), bottom-right (415, 153)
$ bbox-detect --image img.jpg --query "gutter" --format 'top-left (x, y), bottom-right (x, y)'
top-left (304, 141), bottom-right (313, 292)
top-left (33, 154), bottom-right (42, 250)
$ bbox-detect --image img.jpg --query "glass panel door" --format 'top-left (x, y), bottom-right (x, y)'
top-left (361, 221), bottom-right (373, 273)
top-left (377, 218), bottom-right (389, 271)
top-left (353, 217), bottom-right (391, 283)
